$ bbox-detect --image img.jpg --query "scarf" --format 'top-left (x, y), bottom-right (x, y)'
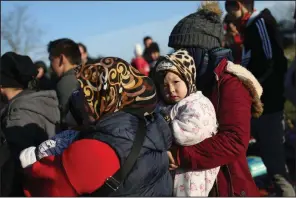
top-left (74, 57), bottom-right (157, 121)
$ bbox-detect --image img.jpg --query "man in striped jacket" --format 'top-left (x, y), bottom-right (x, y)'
top-left (226, 0), bottom-right (295, 196)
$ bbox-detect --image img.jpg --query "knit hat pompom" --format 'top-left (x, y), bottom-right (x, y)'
top-left (168, 0), bottom-right (224, 49)
top-left (197, 1), bottom-right (223, 22)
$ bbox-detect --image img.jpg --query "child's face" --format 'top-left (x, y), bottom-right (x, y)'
top-left (161, 72), bottom-right (188, 104)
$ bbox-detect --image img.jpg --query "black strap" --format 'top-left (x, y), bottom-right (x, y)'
top-left (84, 116), bottom-right (147, 196)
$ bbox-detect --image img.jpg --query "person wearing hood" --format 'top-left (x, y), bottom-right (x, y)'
top-left (226, 0), bottom-right (295, 196)
top-left (19, 57), bottom-right (173, 197)
top-left (160, 1), bottom-right (264, 196)
top-left (0, 52), bottom-right (60, 196)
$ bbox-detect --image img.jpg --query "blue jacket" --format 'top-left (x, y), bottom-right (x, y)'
top-left (88, 111), bottom-right (173, 196)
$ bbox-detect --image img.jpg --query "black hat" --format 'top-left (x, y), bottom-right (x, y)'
top-left (148, 42), bottom-right (160, 53)
top-left (0, 52), bottom-right (38, 88)
top-left (168, 2), bottom-right (224, 50)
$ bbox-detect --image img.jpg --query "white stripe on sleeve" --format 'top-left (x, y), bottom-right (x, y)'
top-left (255, 18), bottom-right (273, 60)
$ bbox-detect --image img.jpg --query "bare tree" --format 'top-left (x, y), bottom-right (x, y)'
top-left (1, 5), bottom-right (44, 55)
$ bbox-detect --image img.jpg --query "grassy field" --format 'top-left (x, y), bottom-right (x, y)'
top-left (284, 45), bottom-right (296, 121)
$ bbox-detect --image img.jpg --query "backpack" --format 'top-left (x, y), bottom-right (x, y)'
top-left (80, 112), bottom-right (150, 196)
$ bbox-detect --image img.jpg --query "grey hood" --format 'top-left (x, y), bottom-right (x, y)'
top-left (8, 90), bottom-right (60, 126)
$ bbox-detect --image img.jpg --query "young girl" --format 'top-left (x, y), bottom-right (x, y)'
top-left (154, 49), bottom-right (219, 196)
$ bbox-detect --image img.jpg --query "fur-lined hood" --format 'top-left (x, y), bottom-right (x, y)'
top-left (225, 61), bottom-right (263, 118)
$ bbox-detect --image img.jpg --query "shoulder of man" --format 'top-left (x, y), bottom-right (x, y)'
top-left (56, 70), bottom-right (79, 93)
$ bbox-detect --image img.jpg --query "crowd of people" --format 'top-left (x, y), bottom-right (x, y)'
top-left (0, 0), bottom-right (295, 197)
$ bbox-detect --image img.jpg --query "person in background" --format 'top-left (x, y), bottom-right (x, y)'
top-left (285, 58), bottom-right (296, 106)
top-left (147, 42), bottom-right (160, 69)
top-left (131, 44), bottom-right (150, 76)
top-left (225, 0), bottom-right (295, 196)
top-left (144, 36), bottom-right (153, 48)
top-left (142, 36), bottom-right (154, 64)
top-left (77, 42), bottom-right (95, 65)
top-left (164, 1), bottom-right (263, 196)
top-left (34, 61), bottom-right (55, 90)
top-left (0, 52), bottom-right (60, 196)
top-left (223, 14), bottom-right (243, 64)
top-left (48, 38), bottom-right (81, 129)
top-left (19, 57), bottom-right (173, 197)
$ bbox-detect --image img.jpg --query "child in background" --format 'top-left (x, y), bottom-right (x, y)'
top-left (131, 44), bottom-right (150, 76)
top-left (153, 49), bottom-right (219, 196)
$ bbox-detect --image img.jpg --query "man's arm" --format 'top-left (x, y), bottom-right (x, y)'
top-left (255, 18), bottom-right (273, 60)
top-left (176, 76), bottom-right (252, 170)
top-left (56, 75), bottom-right (79, 112)
top-left (253, 18), bottom-right (274, 83)
top-left (56, 74), bottom-right (80, 124)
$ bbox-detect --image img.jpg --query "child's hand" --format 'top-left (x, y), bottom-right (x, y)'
top-left (167, 151), bottom-right (178, 170)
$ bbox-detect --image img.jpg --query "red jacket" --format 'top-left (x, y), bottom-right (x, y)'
top-left (22, 139), bottom-right (120, 196)
top-left (131, 57), bottom-right (150, 76)
top-left (233, 34), bottom-right (243, 64)
top-left (176, 59), bottom-right (261, 196)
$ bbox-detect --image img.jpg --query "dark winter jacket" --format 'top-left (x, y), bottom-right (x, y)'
top-left (242, 9), bottom-right (287, 114)
top-left (38, 75), bottom-right (55, 91)
top-left (55, 68), bottom-right (80, 127)
top-left (88, 111), bottom-right (173, 196)
top-left (21, 111), bottom-right (173, 196)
